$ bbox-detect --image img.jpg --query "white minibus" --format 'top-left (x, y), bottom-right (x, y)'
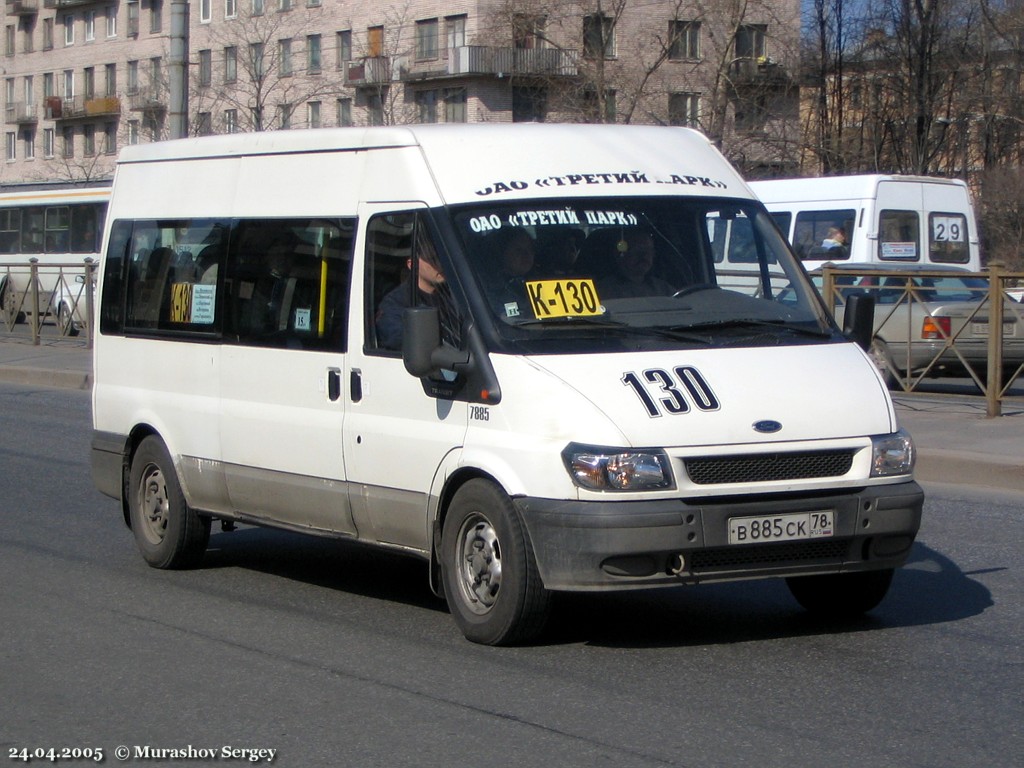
top-left (91, 125), bottom-right (923, 645)
top-left (748, 174), bottom-right (981, 271)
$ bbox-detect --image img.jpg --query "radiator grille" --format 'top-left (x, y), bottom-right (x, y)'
top-left (690, 539), bottom-right (851, 571)
top-left (685, 449), bottom-right (855, 485)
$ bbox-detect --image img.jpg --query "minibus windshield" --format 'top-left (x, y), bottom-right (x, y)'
top-left (451, 197), bottom-right (838, 353)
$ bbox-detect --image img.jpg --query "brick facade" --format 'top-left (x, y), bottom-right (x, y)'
top-left (1, 0), bottom-right (799, 185)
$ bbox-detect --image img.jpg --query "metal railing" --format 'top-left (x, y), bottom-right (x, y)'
top-left (1, 258), bottom-right (96, 348)
top-left (821, 265), bottom-right (1024, 416)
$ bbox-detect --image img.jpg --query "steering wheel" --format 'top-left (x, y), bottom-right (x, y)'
top-left (672, 283), bottom-right (718, 298)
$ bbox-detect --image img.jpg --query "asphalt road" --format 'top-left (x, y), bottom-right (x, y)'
top-left (1, 383), bottom-right (1021, 768)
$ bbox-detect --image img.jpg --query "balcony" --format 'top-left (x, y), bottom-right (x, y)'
top-left (127, 87), bottom-right (165, 113)
top-left (54, 95), bottom-right (121, 121)
top-left (730, 57), bottom-right (789, 87)
top-left (344, 57), bottom-right (391, 87)
top-left (445, 46), bottom-right (578, 79)
top-left (4, 101), bottom-right (37, 123)
top-left (43, 0), bottom-right (102, 9)
top-left (6, 0), bottom-right (39, 15)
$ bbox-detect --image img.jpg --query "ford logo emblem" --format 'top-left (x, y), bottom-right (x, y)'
top-left (753, 420), bottom-right (783, 434)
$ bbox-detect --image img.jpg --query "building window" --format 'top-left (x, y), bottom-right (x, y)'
top-left (5, 24), bottom-right (14, 56)
top-left (127, 1), bottom-right (139, 36)
top-left (279, 103), bottom-right (291, 129)
top-left (583, 88), bottom-right (616, 122)
top-left (43, 18), bottom-right (54, 50)
top-left (252, 0), bottom-right (264, 15)
top-left (197, 111), bottom-right (212, 135)
top-left (22, 128), bottom-right (34, 160)
top-left (83, 124), bottom-right (95, 156)
top-left (279, 38), bottom-right (292, 76)
top-left (513, 14), bottom-right (544, 49)
top-left (444, 87), bottom-right (466, 123)
top-left (106, 5), bottom-right (117, 38)
top-left (43, 128), bottom-right (55, 158)
top-left (669, 21), bottom-right (700, 60)
top-left (279, 0), bottom-right (291, 11)
top-left (198, 49), bottom-right (212, 87)
top-left (250, 42), bottom-right (264, 79)
top-left (64, 14), bottom-right (75, 46)
top-left (200, 0), bottom-right (211, 23)
top-left (85, 10), bottom-right (96, 42)
top-left (336, 97), bottom-right (351, 126)
top-left (416, 18), bottom-right (438, 61)
top-left (150, 0), bottom-right (163, 33)
top-left (62, 69), bottom-right (74, 98)
top-left (43, 72), bottom-right (54, 99)
top-left (669, 92), bottom-right (700, 127)
top-left (512, 86), bottom-right (546, 122)
top-left (6, 132), bottom-right (16, 161)
top-left (127, 119), bottom-right (140, 145)
top-left (415, 90), bottom-right (437, 123)
top-left (307, 101), bottom-right (320, 128)
top-left (446, 15), bottom-right (466, 49)
top-left (224, 108), bottom-right (237, 133)
top-left (735, 24), bottom-right (767, 60)
top-left (83, 67), bottom-right (95, 99)
top-left (307, 34), bottom-right (321, 73)
top-left (307, 0), bottom-right (320, 6)
top-left (224, 46), bottom-right (237, 83)
top-left (225, 0), bottom-right (237, 19)
top-left (336, 30), bottom-right (351, 66)
top-left (583, 14), bottom-right (614, 58)
top-left (105, 63), bottom-right (116, 96)
top-left (104, 122), bottom-right (116, 154)
top-left (367, 92), bottom-right (383, 126)
top-left (63, 126), bottom-right (74, 157)
top-left (127, 60), bottom-right (139, 94)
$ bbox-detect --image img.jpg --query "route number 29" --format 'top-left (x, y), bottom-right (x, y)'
top-left (622, 366), bottom-right (719, 418)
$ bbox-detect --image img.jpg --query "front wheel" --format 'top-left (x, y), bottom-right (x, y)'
top-left (57, 302), bottom-right (79, 337)
top-left (786, 568), bottom-right (895, 617)
top-left (128, 436), bottom-right (210, 569)
top-left (441, 479), bottom-right (550, 645)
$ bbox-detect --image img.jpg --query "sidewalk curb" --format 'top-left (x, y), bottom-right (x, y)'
top-left (914, 448), bottom-right (1024, 494)
top-left (0, 365), bottom-right (92, 390)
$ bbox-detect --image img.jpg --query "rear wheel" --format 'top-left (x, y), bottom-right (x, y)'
top-left (57, 302), bottom-right (79, 337)
top-left (441, 479), bottom-right (550, 645)
top-left (786, 568), bottom-right (895, 617)
top-left (128, 436), bottom-right (210, 569)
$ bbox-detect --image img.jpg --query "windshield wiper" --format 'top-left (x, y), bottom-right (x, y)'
top-left (669, 318), bottom-right (834, 339)
top-left (509, 316), bottom-right (715, 344)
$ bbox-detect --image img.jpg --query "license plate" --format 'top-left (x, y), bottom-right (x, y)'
top-left (728, 510), bottom-right (834, 545)
top-left (971, 322), bottom-right (1015, 336)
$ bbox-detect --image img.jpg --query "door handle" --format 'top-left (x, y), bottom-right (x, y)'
top-left (349, 368), bottom-right (362, 402)
top-left (327, 367), bottom-right (342, 402)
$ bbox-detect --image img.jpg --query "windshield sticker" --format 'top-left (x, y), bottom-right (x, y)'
top-left (475, 171), bottom-right (730, 197)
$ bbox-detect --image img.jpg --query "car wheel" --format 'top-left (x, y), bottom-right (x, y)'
top-left (128, 436), bottom-right (210, 569)
top-left (786, 568), bottom-right (895, 617)
top-left (57, 303), bottom-right (79, 337)
top-left (869, 339), bottom-right (898, 388)
top-left (441, 479), bottom-right (550, 645)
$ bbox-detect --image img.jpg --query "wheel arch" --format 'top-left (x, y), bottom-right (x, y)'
top-left (118, 423), bottom-right (162, 527)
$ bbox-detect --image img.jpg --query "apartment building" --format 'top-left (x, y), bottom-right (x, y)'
top-left (2, 0), bottom-right (800, 185)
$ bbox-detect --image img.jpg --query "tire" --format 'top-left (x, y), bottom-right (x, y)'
top-left (441, 479), bottom-right (551, 645)
top-left (57, 303), bottom-right (79, 337)
top-left (786, 568), bottom-right (895, 617)
top-left (869, 339), bottom-right (898, 388)
top-left (128, 436), bottom-right (210, 569)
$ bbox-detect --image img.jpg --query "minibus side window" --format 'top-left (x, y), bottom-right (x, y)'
top-left (792, 209), bottom-right (855, 260)
top-left (223, 217), bottom-right (353, 350)
top-left (879, 209), bottom-right (920, 261)
top-left (364, 212), bottom-right (459, 354)
top-left (769, 211), bottom-right (791, 241)
top-left (99, 219), bottom-right (133, 334)
top-left (123, 219), bottom-right (230, 333)
top-left (928, 211), bottom-right (969, 264)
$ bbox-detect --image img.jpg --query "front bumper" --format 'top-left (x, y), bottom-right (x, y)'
top-left (515, 481), bottom-right (924, 591)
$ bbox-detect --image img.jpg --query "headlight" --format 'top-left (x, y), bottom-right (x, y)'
top-left (870, 429), bottom-right (915, 477)
top-left (562, 443), bottom-right (674, 491)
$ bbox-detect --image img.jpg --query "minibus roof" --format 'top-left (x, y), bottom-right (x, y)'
top-left (748, 174), bottom-right (969, 205)
top-left (115, 124), bottom-right (754, 206)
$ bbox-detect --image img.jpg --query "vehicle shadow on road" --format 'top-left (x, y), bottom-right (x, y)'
top-left (201, 525), bottom-right (446, 613)
top-left (542, 542), bottom-right (994, 648)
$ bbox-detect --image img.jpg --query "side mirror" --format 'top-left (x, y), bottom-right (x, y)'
top-left (402, 305), bottom-right (470, 378)
top-left (843, 292), bottom-right (875, 352)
